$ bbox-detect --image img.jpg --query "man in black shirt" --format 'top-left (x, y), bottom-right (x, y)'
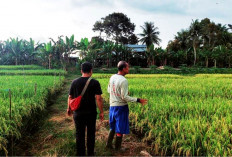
top-left (67, 62), bottom-right (104, 156)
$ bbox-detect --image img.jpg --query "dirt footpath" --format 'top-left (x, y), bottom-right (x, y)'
top-left (14, 73), bottom-right (152, 156)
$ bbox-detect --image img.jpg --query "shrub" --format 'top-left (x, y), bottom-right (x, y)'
top-left (133, 66), bottom-right (141, 73)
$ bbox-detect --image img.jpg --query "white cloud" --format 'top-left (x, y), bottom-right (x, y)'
top-left (0, 0), bottom-right (231, 48)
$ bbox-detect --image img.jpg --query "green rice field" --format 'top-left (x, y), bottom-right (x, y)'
top-left (93, 74), bottom-right (232, 156)
top-left (1, 67), bottom-right (232, 156)
top-left (0, 66), bottom-right (65, 154)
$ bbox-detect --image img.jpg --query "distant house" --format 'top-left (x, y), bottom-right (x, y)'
top-left (67, 50), bottom-right (83, 60)
top-left (124, 44), bottom-right (147, 67)
top-left (124, 44), bottom-right (147, 53)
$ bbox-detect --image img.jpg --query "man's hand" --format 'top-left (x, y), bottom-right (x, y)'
top-left (140, 99), bottom-right (148, 106)
top-left (67, 107), bottom-right (73, 116)
top-left (99, 112), bottom-right (104, 121)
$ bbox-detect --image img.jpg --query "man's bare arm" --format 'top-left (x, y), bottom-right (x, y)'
top-left (96, 95), bottom-right (104, 121)
top-left (67, 95), bottom-right (73, 116)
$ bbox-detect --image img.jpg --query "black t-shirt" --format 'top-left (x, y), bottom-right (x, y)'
top-left (69, 77), bottom-right (102, 115)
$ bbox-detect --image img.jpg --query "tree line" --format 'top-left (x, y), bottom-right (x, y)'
top-left (0, 35), bottom-right (141, 69)
top-left (0, 12), bottom-right (232, 69)
top-left (167, 18), bottom-right (232, 68)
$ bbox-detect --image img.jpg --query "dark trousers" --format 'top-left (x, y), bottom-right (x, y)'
top-left (73, 113), bottom-right (97, 156)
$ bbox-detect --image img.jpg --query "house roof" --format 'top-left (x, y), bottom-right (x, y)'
top-left (125, 44), bottom-right (146, 52)
top-left (67, 50), bottom-right (82, 58)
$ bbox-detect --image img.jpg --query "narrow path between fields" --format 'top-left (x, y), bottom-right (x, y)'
top-left (15, 73), bottom-right (151, 156)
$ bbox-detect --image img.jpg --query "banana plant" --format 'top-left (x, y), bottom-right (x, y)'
top-left (156, 47), bottom-right (167, 66)
top-left (65, 34), bottom-right (75, 53)
top-left (7, 38), bottom-right (24, 65)
top-left (199, 47), bottom-right (212, 67)
top-left (24, 38), bottom-right (43, 64)
top-left (212, 45), bottom-right (227, 68)
top-left (86, 39), bottom-right (103, 66)
top-left (38, 41), bottom-right (53, 69)
top-left (101, 41), bottom-right (114, 68)
top-left (121, 45), bottom-right (132, 62)
top-left (78, 38), bottom-right (89, 59)
top-left (226, 43), bottom-right (232, 68)
top-left (49, 36), bottom-right (69, 70)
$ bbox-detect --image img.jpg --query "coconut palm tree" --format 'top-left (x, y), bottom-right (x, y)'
top-left (189, 19), bottom-right (201, 66)
top-left (139, 22), bottom-right (161, 66)
top-left (139, 22), bottom-right (161, 47)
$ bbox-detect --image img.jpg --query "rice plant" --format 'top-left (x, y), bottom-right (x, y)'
top-left (0, 69), bottom-right (67, 75)
top-left (0, 65), bottom-right (44, 70)
top-left (93, 74), bottom-right (232, 156)
top-left (0, 73), bottom-right (64, 155)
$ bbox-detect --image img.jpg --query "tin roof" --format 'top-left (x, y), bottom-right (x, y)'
top-left (125, 44), bottom-right (146, 52)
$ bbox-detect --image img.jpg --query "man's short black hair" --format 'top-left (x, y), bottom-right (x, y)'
top-left (117, 61), bottom-right (128, 71)
top-left (81, 62), bottom-right (92, 73)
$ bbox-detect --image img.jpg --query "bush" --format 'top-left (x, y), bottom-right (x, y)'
top-left (179, 64), bottom-right (187, 68)
top-left (92, 67), bottom-right (232, 74)
top-left (133, 66), bottom-right (141, 73)
top-left (149, 65), bottom-right (157, 70)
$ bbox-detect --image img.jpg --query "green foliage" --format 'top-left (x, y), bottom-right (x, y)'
top-left (149, 65), bottom-right (157, 70)
top-left (93, 67), bottom-right (232, 74)
top-left (167, 18), bottom-right (232, 67)
top-left (1, 17), bottom-right (231, 69)
top-left (93, 12), bottom-right (136, 44)
top-left (133, 66), bottom-right (141, 73)
top-left (139, 22), bottom-right (161, 47)
top-left (45, 42), bottom-right (52, 52)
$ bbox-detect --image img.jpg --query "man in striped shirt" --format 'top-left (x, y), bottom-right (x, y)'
top-left (106, 61), bottom-right (148, 151)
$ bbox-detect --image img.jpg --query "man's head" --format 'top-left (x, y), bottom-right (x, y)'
top-left (81, 62), bottom-right (92, 74)
top-left (117, 61), bottom-right (129, 75)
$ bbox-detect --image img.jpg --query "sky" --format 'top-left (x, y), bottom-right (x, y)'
top-left (0, 0), bottom-right (231, 48)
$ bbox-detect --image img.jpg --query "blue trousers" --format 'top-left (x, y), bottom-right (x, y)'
top-left (109, 105), bottom-right (130, 134)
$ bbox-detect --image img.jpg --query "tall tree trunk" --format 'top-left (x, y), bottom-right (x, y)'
top-left (214, 59), bottom-right (217, 68)
top-left (106, 58), bottom-right (109, 68)
top-left (49, 54), bottom-right (52, 69)
top-left (109, 55), bottom-right (112, 68)
top-left (193, 40), bottom-right (197, 66)
top-left (206, 57), bottom-right (208, 68)
top-left (229, 56), bottom-right (231, 68)
top-left (49, 58), bottom-right (51, 69)
top-left (164, 58), bottom-right (167, 66)
top-left (116, 35), bottom-right (118, 64)
top-left (152, 56), bottom-right (155, 65)
top-left (186, 51), bottom-right (188, 62)
top-left (15, 58), bottom-right (18, 65)
top-left (147, 58), bottom-right (150, 67)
